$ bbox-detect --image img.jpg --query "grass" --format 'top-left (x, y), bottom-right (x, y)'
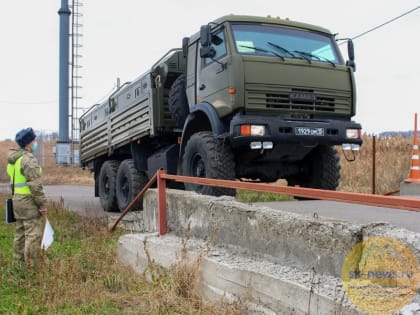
top-left (236, 187), bottom-right (294, 203)
top-left (0, 195), bottom-right (241, 314)
top-left (338, 135), bottom-right (412, 194)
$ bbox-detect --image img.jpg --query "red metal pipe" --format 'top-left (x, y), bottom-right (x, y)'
top-left (157, 169), bottom-right (167, 235)
top-left (160, 173), bottom-right (420, 212)
top-left (112, 166), bottom-right (420, 234)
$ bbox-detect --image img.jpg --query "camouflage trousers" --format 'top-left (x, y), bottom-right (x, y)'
top-left (13, 217), bottom-right (43, 269)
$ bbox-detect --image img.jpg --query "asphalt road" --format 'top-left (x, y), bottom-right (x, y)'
top-left (44, 185), bottom-right (105, 218)
top-left (255, 200), bottom-right (420, 233)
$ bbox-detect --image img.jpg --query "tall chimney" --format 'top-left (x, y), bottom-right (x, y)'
top-left (58, 0), bottom-right (71, 142)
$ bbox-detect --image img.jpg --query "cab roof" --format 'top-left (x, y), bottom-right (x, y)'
top-left (189, 14), bottom-right (333, 42)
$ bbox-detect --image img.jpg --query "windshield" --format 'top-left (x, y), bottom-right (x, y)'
top-left (231, 23), bottom-right (342, 64)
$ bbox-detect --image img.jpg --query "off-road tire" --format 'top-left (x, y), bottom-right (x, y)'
top-left (287, 145), bottom-right (340, 191)
top-left (182, 131), bottom-right (235, 196)
top-left (168, 74), bottom-right (189, 128)
top-left (98, 160), bottom-right (120, 212)
top-left (116, 159), bottom-right (148, 211)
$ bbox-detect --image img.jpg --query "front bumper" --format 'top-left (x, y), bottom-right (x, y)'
top-left (229, 113), bottom-right (362, 148)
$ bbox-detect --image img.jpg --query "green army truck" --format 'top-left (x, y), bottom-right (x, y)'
top-left (79, 14), bottom-right (362, 212)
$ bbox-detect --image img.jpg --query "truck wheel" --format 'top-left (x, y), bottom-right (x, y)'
top-left (288, 145), bottom-right (340, 190)
top-left (98, 160), bottom-right (120, 212)
top-left (182, 131), bottom-right (235, 196)
top-left (168, 74), bottom-right (189, 128)
top-left (116, 159), bottom-right (148, 211)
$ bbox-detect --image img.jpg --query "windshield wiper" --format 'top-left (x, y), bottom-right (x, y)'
top-left (239, 45), bottom-right (285, 61)
top-left (267, 42), bottom-right (297, 59)
top-left (294, 50), bottom-right (335, 66)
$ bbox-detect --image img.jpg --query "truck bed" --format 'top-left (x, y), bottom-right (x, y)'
top-left (79, 74), bottom-right (154, 163)
top-left (79, 49), bottom-right (186, 165)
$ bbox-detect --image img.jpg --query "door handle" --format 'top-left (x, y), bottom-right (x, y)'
top-left (199, 84), bottom-right (206, 91)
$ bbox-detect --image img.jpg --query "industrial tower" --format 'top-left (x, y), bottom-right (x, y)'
top-left (56, 0), bottom-right (83, 165)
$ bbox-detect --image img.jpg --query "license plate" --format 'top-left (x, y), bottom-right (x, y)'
top-left (295, 127), bottom-right (324, 136)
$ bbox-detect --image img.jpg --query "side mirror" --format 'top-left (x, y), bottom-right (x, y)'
top-left (200, 46), bottom-right (216, 58)
top-left (347, 39), bottom-right (355, 60)
top-left (182, 37), bottom-right (189, 58)
top-left (199, 24), bottom-right (216, 58)
top-left (346, 39), bottom-right (356, 72)
top-left (200, 25), bottom-right (211, 47)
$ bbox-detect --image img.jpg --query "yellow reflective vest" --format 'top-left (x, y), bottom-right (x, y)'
top-left (7, 156), bottom-right (31, 195)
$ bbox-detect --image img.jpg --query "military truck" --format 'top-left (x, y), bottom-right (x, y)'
top-left (79, 14), bottom-right (362, 212)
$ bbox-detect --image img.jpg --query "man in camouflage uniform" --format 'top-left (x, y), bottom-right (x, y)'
top-left (7, 128), bottom-right (47, 269)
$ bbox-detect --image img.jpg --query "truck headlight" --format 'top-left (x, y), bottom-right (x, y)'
top-left (240, 125), bottom-right (266, 136)
top-left (346, 128), bottom-right (361, 139)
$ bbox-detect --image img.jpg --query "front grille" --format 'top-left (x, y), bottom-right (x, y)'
top-left (246, 84), bottom-right (351, 114)
top-left (266, 92), bottom-right (335, 111)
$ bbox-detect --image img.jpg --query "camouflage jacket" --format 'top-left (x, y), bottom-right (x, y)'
top-left (7, 147), bottom-right (47, 219)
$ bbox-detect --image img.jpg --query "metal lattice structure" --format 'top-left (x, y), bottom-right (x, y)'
top-left (70, 0), bottom-right (83, 163)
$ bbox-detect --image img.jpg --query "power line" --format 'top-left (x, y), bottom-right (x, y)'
top-left (0, 100), bottom-right (57, 105)
top-left (351, 5), bottom-right (420, 40)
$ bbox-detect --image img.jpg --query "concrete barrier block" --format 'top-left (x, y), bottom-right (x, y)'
top-left (144, 189), bottom-right (363, 277)
top-left (107, 211), bottom-right (144, 233)
top-left (362, 223), bottom-right (420, 261)
top-left (118, 233), bottom-right (364, 315)
top-left (134, 189), bottom-right (420, 313)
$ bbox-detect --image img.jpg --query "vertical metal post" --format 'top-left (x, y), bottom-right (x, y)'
top-left (157, 169), bottom-right (167, 235)
top-left (58, 0), bottom-right (71, 142)
top-left (372, 135), bottom-right (376, 194)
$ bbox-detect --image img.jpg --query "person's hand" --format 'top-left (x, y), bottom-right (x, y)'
top-left (39, 208), bottom-right (47, 216)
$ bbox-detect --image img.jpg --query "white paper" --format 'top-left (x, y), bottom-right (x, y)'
top-left (41, 218), bottom-right (54, 250)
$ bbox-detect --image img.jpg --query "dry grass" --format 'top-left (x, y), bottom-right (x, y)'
top-left (0, 197), bottom-right (243, 314)
top-left (338, 135), bottom-right (412, 194)
top-left (141, 223), bottom-right (243, 314)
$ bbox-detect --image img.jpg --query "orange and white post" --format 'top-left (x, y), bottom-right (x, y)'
top-left (405, 113), bottom-right (420, 183)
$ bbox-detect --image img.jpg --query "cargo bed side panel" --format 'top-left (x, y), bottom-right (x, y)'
top-left (80, 74), bottom-right (154, 163)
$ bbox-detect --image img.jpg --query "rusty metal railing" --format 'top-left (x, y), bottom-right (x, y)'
top-left (111, 169), bottom-right (420, 234)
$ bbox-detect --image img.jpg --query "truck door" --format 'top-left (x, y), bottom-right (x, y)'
top-left (196, 29), bottom-right (230, 108)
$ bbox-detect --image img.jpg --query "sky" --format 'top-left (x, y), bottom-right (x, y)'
top-left (0, 1), bottom-right (419, 140)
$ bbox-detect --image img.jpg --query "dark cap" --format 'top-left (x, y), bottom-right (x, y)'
top-left (15, 128), bottom-right (36, 148)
